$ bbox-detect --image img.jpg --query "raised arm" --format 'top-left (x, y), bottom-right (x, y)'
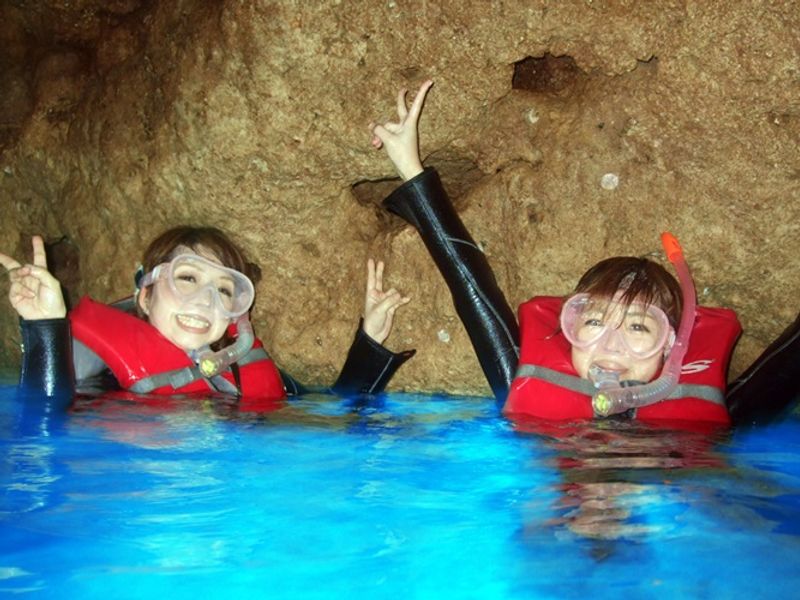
top-left (726, 311), bottom-right (800, 425)
top-left (369, 81), bottom-right (520, 403)
top-left (369, 80), bottom-right (432, 181)
top-left (1, 236), bottom-right (74, 398)
top-left (0, 236), bottom-right (66, 320)
top-left (361, 258), bottom-right (410, 344)
top-left (331, 259), bottom-right (415, 396)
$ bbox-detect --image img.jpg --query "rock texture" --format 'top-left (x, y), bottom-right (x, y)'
top-left (1, 1), bottom-right (798, 395)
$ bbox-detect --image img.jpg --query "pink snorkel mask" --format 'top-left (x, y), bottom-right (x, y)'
top-left (569, 233), bottom-right (697, 417)
top-left (560, 293), bottom-right (673, 361)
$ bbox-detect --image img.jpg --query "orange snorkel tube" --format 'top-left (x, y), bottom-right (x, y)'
top-left (592, 232), bottom-right (697, 416)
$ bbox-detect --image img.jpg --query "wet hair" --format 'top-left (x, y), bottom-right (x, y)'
top-left (140, 226), bottom-right (261, 285)
top-left (574, 256), bottom-right (683, 327)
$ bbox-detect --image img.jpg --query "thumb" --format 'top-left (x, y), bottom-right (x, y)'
top-left (369, 122), bottom-right (393, 146)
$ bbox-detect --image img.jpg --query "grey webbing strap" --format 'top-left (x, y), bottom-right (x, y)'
top-left (209, 374), bottom-right (238, 395)
top-left (667, 384), bottom-right (725, 405)
top-left (130, 365), bottom-right (207, 394)
top-left (515, 363), bottom-right (725, 405)
top-left (128, 347), bottom-right (271, 394)
top-left (515, 364), bottom-right (597, 395)
top-left (236, 347), bottom-right (270, 367)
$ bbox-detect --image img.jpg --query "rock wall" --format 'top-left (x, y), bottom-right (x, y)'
top-left (1, 1), bottom-right (798, 395)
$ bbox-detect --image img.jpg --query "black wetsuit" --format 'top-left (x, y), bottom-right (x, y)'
top-left (18, 315), bottom-right (414, 401)
top-left (384, 168), bottom-right (800, 426)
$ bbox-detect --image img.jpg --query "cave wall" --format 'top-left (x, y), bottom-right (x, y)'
top-left (1, 0), bottom-right (798, 395)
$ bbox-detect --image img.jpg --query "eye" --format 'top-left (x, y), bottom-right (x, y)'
top-left (218, 286), bottom-right (234, 298)
top-left (583, 318), bottom-right (604, 327)
top-left (628, 322), bottom-right (651, 334)
top-left (177, 274), bottom-right (197, 284)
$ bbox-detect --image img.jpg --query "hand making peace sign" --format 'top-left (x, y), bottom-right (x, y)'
top-left (0, 236), bottom-right (66, 320)
top-left (369, 79), bottom-right (433, 181)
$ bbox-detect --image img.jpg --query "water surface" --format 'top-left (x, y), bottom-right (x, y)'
top-left (1, 384), bottom-right (798, 598)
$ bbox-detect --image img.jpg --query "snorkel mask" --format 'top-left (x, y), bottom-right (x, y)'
top-left (139, 253), bottom-right (256, 378)
top-left (561, 233), bottom-right (696, 417)
top-left (561, 293), bottom-right (673, 361)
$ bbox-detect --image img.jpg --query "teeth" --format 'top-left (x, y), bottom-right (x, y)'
top-left (176, 314), bottom-right (210, 328)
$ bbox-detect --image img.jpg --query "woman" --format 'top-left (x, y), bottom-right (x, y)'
top-left (2, 226), bottom-right (414, 401)
top-left (368, 81), bottom-right (799, 425)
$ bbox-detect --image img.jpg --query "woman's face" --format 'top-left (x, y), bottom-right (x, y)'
top-left (567, 293), bottom-right (674, 384)
top-left (138, 245), bottom-right (232, 351)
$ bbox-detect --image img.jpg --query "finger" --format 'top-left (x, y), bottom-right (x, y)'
top-left (390, 295), bottom-right (411, 309)
top-left (367, 123), bottom-right (384, 148)
top-left (408, 79), bottom-right (434, 121)
top-left (7, 265), bottom-right (32, 285)
top-left (385, 303), bottom-right (401, 325)
top-left (19, 270), bottom-right (42, 294)
top-left (31, 236), bottom-right (48, 269)
top-left (23, 264), bottom-right (60, 289)
top-left (374, 290), bottom-right (403, 312)
top-left (375, 260), bottom-right (385, 292)
top-left (15, 278), bottom-right (40, 303)
top-left (370, 123), bottom-right (393, 146)
top-left (9, 281), bottom-right (36, 300)
top-left (386, 297), bottom-right (410, 324)
top-left (396, 88), bottom-right (409, 120)
top-left (0, 252), bottom-right (21, 272)
top-left (366, 258), bottom-right (376, 293)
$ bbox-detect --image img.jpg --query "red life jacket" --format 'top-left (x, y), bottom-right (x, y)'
top-left (504, 296), bottom-right (740, 424)
top-left (69, 297), bottom-right (286, 400)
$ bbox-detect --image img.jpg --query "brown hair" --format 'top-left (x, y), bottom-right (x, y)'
top-left (140, 226), bottom-right (261, 284)
top-left (574, 256), bottom-right (682, 326)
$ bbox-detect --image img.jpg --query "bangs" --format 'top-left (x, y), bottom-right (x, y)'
top-left (574, 256), bottom-right (683, 327)
top-left (144, 226), bottom-right (261, 285)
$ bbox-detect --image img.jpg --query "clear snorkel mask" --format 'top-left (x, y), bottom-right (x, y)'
top-left (139, 253), bottom-right (257, 378)
top-left (559, 233), bottom-right (697, 417)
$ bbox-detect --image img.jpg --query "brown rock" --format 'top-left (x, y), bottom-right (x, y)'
top-left (1, 1), bottom-right (798, 396)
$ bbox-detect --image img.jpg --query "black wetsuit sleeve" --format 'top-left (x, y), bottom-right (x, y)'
top-left (726, 311), bottom-right (800, 425)
top-left (277, 368), bottom-right (310, 396)
top-left (383, 168), bottom-right (520, 403)
top-left (331, 322), bottom-right (416, 396)
top-left (19, 318), bottom-right (75, 399)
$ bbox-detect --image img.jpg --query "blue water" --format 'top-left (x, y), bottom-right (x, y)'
top-left (1, 383), bottom-right (799, 599)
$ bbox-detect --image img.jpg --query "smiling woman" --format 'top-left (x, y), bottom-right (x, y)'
top-left (368, 80), bottom-right (800, 427)
top-left (1, 226), bottom-right (415, 403)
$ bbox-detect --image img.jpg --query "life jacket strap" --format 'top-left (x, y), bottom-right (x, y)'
top-left (130, 366), bottom-right (207, 394)
top-left (237, 347), bottom-right (270, 367)
top-left (128, 347), bottom-right (270, 394)
top-left (515, 364), bottom-right (597, 395)
top-left (514, 363), bottom-right (726, 406)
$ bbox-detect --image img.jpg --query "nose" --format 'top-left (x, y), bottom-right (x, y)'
top-left (192, 285), bottom-right (215, 307)
top-left (600, 327), bottom-right (625, 353)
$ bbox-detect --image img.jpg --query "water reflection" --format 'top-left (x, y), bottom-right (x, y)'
top-left (514, 418), bottom-right (732, 543)
top-left (0, 389), bottom-right (70, 518)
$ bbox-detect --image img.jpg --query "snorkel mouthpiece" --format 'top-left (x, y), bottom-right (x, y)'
top-left (197, 316), bottom-right (255, 378)
top-left (591, 232), bottom-right (696, 417)
top-left (588, 365), bottom-right (623, 416)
